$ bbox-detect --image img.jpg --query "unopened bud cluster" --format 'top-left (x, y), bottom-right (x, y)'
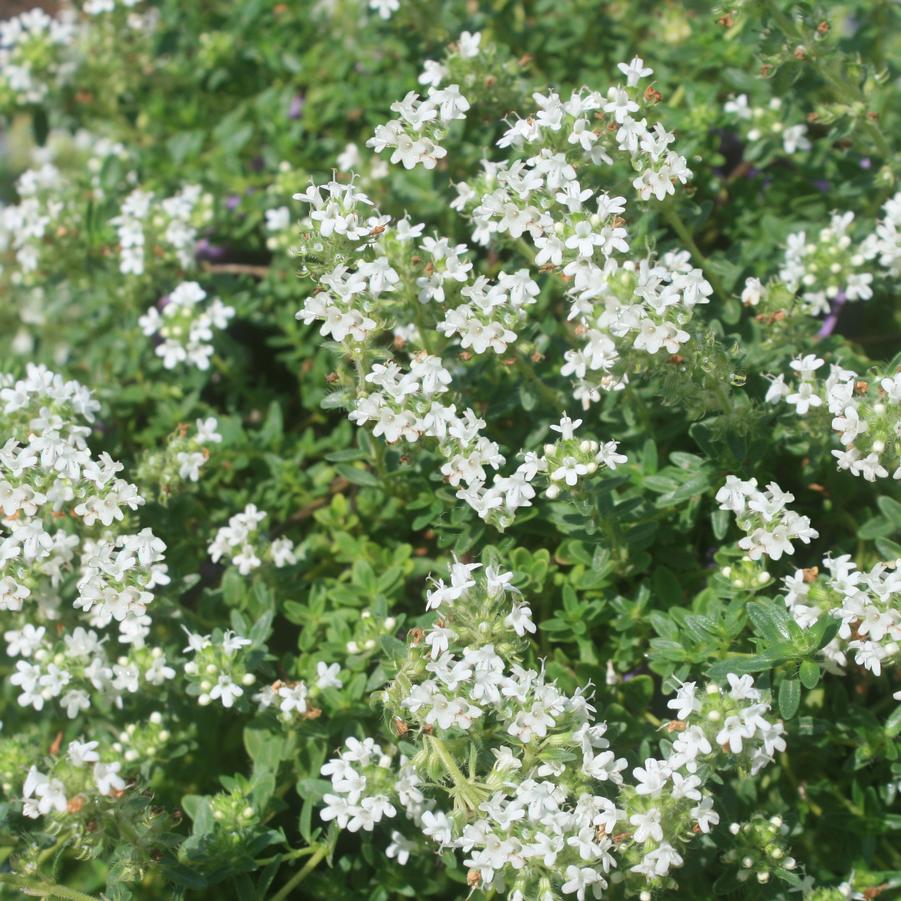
top-left (723, 815), bottom-right (797, 887)
top-left (135, 416), bottom-right (222, 498)
top-left (723, 94), bottom-right (811, 155)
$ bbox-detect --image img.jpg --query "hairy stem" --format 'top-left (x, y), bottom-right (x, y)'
top-left (0, 874), bottom-right (99, 901)
top-left (270, 843), bottom-right (330, 901)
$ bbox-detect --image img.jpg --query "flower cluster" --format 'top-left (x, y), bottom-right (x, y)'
top-left (0, 162), bottom-right (70, 281)
top-left (208, 504), bottom-right (297, 575)
top-left (182, 628), bottom-right (256, 709)
top-left (367, 80), bottom-right (470, 170)
top-left (1, 366), bottom-right (163, 630)
top-left (767, 357), bottom-right (900, 481)
top-left (861, 191), bottom-right (901, 277)
top-left (783, 555), bottom-right (900, 677)
top-left (778, 211), bottom-right (874, 316)
top-left (7, 624), bottom-right (175, 718)
top-left (255, 659), bottom-right (344, 724)
top-left (350, 356), bottom-right (626, 526)
top-left (367, 0), bottom-right (400, 20)
top-left (0, 136), bottom-right (129, 284)
top-left (264, 204), bottom-right (293, 253)
top-left (542, 415), bottom-right (627, 498)
top-left (83, 0), bottom-right (143, 16)
top-left (111, 184), bottom-right (213, 277)
top-left (139, 281), bottom-right (235, 370)
top-left (0, 8), bottom-right (74, 112)
top-left (723, 94), bottom-right (811, 156)
top-left (318, 560), bottom-right (786, 899)
top-left (0, 365), bottom-right (175, 719)
top-left (290, 50), bottom-right (711, 537)
top-left (450, 63), bottom-right (710, 405)
top-left (716, 476), bottom-right (818, 561)
top-left (18, 736), bottom-right (128, 820)
top-left (364, 32), bottom-right (486, 171)
top-left (135, 416), bottom-right (222, 499)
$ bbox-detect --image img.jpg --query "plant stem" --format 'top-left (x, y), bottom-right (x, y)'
top-left (34, 838), bottom-right (66, 868)
top-left (256, 845), bottom-right (317, 866)
top-left (711, 378), bottom-right (733, 415)
top-left (427, 735), bottom-right (469, 788)
top-left (413, 301), bottom-right (437, 355)
top-left (200, 261), bottom-right (271, 279)
top-left (269, 843), bottom-right (330, 901)
top-left (513, 352), bottom-right (564, 410)
top-left (661, 207), bottom-right (730, 305)
top-left (427, 735), bottom-right (485, 811)
top-left (0, 874), bottom-right (99, 901)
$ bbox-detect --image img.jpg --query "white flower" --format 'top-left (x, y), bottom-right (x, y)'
top-left (68, 740), bottom-right (100, 767)
top-left (316, 662), bottom-right (343, 690)
top-left (386, 830), bottom-right (415, 864)
top-left (617, 56), bottom-right (653, 87)
top-left (458, 31), bottom-right (481, 58)
top-left (94, 761), bottom-right (126, 795)
top-left (210, 675), bottom-right (243, 708)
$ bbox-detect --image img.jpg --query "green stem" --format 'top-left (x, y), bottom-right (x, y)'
top-left (427, 735), bottom-right (469, 788)
top-left (427, 735), bottom-right (486, 811)
top-left (256, 845), bottom-right (316, 866)
top-left (661, 207), bottom-right (730, 305)
top-left (778, 751), bottom-right (824, 817)
top-left (710, 378), bottom-right (734, 415)
top-left (269, 843), bottom-right (330, 901)
top-left (513, 353), bottom-right (563, 410)
top-left (34, 838), bottom-right (66, 868)
top-left (413, 301), bottom-right (437, 355)
top-left (0, 873), bottom-right (99, 901)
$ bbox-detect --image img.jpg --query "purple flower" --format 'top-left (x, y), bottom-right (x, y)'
top-left (195, 239), bottom-right (229, 262)
top-left (818, 290), bottom-right (848, 337)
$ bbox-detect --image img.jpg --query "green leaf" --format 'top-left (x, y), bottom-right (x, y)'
top-left (809, 613), bottom-right (841, 651)
top-left (799, 659), bottom-right (820, 690)
top-left (244, 727), bottom-right (285, 772)
top-left (778, 676), bottom-right (802, 719)
top-left (651, 567), bottom-right (681, 606)
top-left (876, 495), bottom-right (901, 527)
top-left (747, 600), bottom-right (793, 644)
top-left (885, 704), bottom-right (901, 738)
top-left (222, 569), bottom-right (246, 607)
top-left (335, 463), bottom-right (380, 487)
top-left (708, 651), bottom-right (787, 680)
top-left (711, 508), bottom-right (731, 540)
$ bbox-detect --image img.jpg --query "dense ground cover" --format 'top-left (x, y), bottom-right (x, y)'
top-left (0, 1), bottom-right (899, 898)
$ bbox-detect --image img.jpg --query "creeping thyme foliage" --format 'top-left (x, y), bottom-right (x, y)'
top-left (0, 1), bottom-right (899, 899)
